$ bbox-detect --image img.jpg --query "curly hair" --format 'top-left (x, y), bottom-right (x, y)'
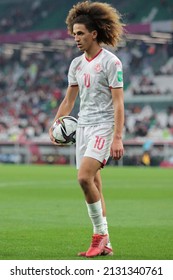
top-left (65, 1), bottom-right (125, 47)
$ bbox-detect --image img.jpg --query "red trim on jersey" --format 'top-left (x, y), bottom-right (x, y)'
top-left (70, 84), bottom-right (78, 87)
top-left (85, 48), bottom-right (103, 62)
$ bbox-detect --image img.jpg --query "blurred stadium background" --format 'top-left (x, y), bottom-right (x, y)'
top-left (1, 0), bottom-right (173, 261)
top-left (0, 0), bottom-right (173, 167)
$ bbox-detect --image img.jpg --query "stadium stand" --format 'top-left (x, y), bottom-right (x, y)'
top-left (0, 40), bottom-right (172, 143)
top-left (0, 0), bottom-right (173, 33)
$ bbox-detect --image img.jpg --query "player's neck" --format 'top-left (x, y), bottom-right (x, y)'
top-left (85, 44), bottom-right (102, 61)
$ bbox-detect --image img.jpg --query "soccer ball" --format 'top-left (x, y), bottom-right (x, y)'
top-left (52, 116), bottom-right (78, 145)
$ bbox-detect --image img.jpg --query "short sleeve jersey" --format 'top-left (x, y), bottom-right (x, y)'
top-left (68, 48), bottom-right (123, 126)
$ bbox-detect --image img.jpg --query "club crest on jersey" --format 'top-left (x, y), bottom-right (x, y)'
top-left (94, 64), bottom-right (102, 73)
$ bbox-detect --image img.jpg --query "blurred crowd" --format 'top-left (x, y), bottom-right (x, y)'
top-left (1, 0), bottom-right (173, 34)
top-left (0, 39), bottom-right (173, 143)
top-left (125, 104), bottom-right (173, 140)
top-left (0, 0), bottom-right (56, 34)
top-left (118, 40), bottom-right (173, 95)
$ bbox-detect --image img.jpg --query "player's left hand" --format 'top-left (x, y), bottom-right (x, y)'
top-left (110, 139), bottom-right (124, 160)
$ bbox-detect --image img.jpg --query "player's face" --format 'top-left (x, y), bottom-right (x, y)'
top-left (73, 23), bottom-right (97, 52)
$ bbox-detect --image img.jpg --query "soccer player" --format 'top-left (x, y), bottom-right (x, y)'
top-left (49, 1), bottom-right (125, 257)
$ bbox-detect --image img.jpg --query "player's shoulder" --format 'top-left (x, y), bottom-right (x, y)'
top-left (102, 48), bottom-right (122, 65)
top-left (70, 53), bottom-right (84, 66)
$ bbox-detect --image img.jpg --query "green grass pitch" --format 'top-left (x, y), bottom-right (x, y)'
top-left (0, 164), bottom-right (173, 260)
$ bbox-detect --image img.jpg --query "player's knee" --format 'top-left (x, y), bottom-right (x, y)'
top-left (78, 175), bottom-right (90, 193)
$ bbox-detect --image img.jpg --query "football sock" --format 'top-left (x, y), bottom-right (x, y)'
top-left (103, 216), bottom-right (109, 235)
top-left (86, 200), bottom-right (106, 235)
top-left (103, 216), bottom-right (112, 246)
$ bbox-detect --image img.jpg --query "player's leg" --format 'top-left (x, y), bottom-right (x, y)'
top-left (77, 157), bottom-right (108, 257)
top-left (77, 167), bottom-right (113, 257)
top-left (78, 170), bottom-right (113, 256)
top-left (94, 171), bottom-right (113, 255)
top-left (94, 170), bottom-right (106, 216)
top-left (78, 157), bottom-right (104, 234)
top-left (76, 125), bottom-right (114, 257)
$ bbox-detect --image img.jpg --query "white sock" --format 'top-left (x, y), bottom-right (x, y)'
top-left (103, 216), bottom-right (112, 247)
top-left (103, 216), bottom-right (109, 235)
top-left (86, 200), bottom-right (106, 235)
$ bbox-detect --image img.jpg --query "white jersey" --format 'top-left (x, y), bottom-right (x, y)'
top-left (68, 48), bottom-right (123, 126)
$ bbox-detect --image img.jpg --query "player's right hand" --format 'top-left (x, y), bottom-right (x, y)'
top-left (48, 126), bottom-right (65, 146)
top-left (49, 126), bottom-right (56, 144)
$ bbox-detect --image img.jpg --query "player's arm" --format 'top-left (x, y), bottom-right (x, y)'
top-left (49, 85), bottom-right (78, 143)
top-left (53, 85), bottom-right (78, 121)
top-left (110, 87), bottom-right (124, 160)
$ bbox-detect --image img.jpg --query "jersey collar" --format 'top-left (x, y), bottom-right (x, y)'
top-left (85, 48), bottom-right (103, 62)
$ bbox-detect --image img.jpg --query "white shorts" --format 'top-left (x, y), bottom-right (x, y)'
top-left (76, 125), bottom-right (114, 169)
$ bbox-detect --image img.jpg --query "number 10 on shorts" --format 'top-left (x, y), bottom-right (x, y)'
top-left (94, 136), bottom-right (105, 150)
